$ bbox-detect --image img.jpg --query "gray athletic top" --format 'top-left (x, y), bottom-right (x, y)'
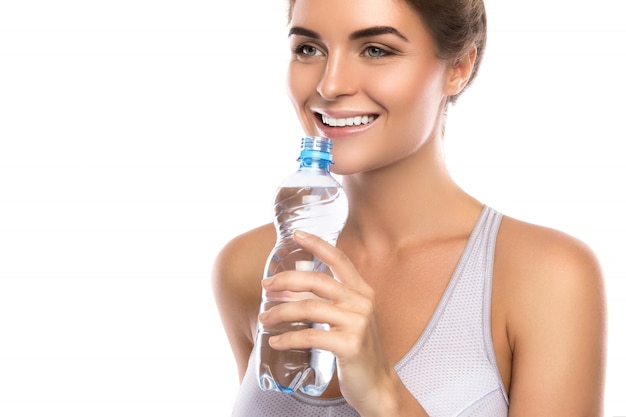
top-left (231, 205), bottom-right (509, 416)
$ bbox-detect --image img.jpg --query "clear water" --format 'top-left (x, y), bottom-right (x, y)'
top-left (256, 185), bottom-right (348, 396)
top-left (257, 306), bottom-right (336, 396)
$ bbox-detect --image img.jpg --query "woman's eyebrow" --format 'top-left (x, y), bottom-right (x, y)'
top-left (288, 26), bottom-right (320, 39)
top-left (350, 26), bottom-right (409, 42)
top-left (288, 25), bottom-right (408, 42)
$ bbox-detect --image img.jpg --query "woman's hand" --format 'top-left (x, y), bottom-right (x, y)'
top-left (258, 230), bottom-right (427, 416)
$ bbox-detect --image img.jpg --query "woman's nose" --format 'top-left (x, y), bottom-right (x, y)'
top-left (316, 53), bottom-right (358, 100)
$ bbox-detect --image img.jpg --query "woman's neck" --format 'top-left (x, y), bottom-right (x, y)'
top-left (340, 137), bottom-right (482, 248)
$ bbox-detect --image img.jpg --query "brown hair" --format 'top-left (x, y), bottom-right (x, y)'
top-left (287, 0), bottom-right (487, 105)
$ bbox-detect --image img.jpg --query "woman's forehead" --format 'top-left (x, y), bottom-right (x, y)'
top-left (289, 0), bottom-right (422, 35)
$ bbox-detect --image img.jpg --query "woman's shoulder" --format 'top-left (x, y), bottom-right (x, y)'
top-left (494, 212), bottom-right (605, 349)
top-left (495, 213), bottom-right (602, 280)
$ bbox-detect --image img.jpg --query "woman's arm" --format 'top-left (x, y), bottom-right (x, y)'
top-left (499, 220), bottom-right (607, 416)
top-left (211, 226), bottom-right (275, 381)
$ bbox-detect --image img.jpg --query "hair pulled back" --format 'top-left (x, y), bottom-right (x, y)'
top-left (403, 0), bottom-right (487, 104)
top-left (287, 0), bottom-right (487, 105)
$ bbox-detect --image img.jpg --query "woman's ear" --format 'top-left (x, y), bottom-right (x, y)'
top-left (444, 47), bottom-right (477, 97)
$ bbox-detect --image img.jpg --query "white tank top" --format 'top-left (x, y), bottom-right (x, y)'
top-left (231, 205), bottom-right (509, 416)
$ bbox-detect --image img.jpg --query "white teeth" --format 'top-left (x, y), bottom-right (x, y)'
top-left (321, 114), bottom-right (375, 127)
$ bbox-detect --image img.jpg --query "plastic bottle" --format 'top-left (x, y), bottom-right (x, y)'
top-left (256, 136), bottom-right (349, 396)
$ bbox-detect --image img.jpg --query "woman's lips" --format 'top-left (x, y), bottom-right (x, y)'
top-left (313, 112), bottom-right (379, 139)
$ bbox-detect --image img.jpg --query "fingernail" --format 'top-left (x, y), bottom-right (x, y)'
top-left (268, 335), bottom-right (280, 347)
top-left (262, 277), bottom-right (274, 288)
top-left (294, 230), bottom-right (309, 240)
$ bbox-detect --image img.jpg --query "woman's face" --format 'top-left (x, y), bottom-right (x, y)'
top-left (287, 0), bottom-right (457, 175)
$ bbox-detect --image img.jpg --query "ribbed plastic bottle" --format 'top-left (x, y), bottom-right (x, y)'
top-left (256, 136), bottom-right (349, 396)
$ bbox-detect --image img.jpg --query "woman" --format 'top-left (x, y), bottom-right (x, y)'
top-left (212, 0), bottom-right (607, 415)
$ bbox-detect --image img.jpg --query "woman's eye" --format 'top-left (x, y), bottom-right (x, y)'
top-left (364, 46), bottom-right (389, 58)
top-left (295, 44), bottom-right (321, 57)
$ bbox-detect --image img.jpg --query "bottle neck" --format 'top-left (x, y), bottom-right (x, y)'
top-left (299, 157), bottom-right (331, 172)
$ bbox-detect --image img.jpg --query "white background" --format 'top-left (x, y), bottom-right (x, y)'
top-left (1, 0), bottom-right (624, 415)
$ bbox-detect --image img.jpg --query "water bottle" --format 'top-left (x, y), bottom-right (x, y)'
top-left (256, 136), bottom-right (349, 396)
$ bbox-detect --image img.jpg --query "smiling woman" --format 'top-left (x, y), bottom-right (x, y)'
top-left (0, 0), bottom-right (623, 416)
top-left (285, 0), bottom-right (468, 175)
top-left (211, 0), bottom-right (609, 416)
